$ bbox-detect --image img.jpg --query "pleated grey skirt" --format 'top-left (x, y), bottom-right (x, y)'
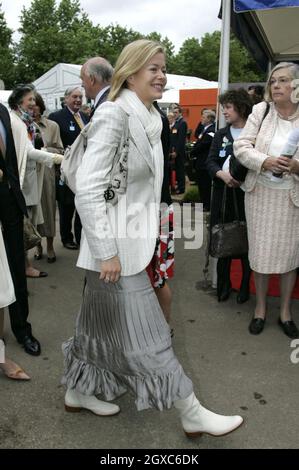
top-left (62, 270), bottom-right (193, 411)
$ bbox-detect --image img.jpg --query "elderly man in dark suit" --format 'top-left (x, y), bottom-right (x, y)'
top-left (191, 109), bottom-right (216, 212)
top-left (80, 56), bottom-right (113, 116)
top-left (48, 86), bottom-right (88, 249)
top-left (170, 105), bottom-right (187, 194)
top-left (0, 102), bottom-right (41, 356)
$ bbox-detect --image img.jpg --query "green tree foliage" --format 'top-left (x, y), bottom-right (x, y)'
top-left (15, 0), bottom-right (100, 83)
top-left (174, 31), bottom-right (265, 82)
top-left (1, 0), bottom-right (264, 86)
top-left (97, 28), bottom-right (177, 69)
top-left (97, 24), bottom-right (142, 66)
top-left (144, 32), bottom-right (176, 72)
top-left (0, 2), bottom-right (15, 88)
top-left (174, 38), bottom-right (202, 77)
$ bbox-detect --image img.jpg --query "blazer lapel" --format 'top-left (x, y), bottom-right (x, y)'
top-left (128, 114), bottom-right (155, 174)
top-left (0, 106), bottom-right (15, 161)
top-left (0, 105), bottom-right (10, 131)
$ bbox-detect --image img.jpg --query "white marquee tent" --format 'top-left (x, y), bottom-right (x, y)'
top-left (33, 63), bottom-right (218, 111)
top-left (0, 90), bottom-right (12, 109)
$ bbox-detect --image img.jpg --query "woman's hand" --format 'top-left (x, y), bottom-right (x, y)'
top-left (53, 154), bottom-right (63, 164)
top-left (262, 157), bottom-right (278, 172)
top-left (99, 256), bottom-right (122, 283)
top-left (277, 156), bottom-right (299, 175)
top-left (262, 156), bottom-right (299, 175)
top-left (216, 170), bottom-right (241, 188)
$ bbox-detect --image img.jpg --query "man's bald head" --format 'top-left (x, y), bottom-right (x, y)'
top-left (80, 57), bottom-right (113, 100)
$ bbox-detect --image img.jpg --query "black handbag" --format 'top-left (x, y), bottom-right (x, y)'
top-left (210, 186), bottom-right (248, 258)
top-left (229, 154), bottom-right (248, 182)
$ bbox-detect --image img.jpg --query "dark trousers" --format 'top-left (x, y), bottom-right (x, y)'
top-left (57, 184), bottom-right (82, 245)
top-left (217, 256), bottom-right (251, 298)
top-left (175, 154), bottom-right (185, 193)
top-left (0, 183), bottom-right (31, 341)
top-left (196, 169), bottom-right (212, 211)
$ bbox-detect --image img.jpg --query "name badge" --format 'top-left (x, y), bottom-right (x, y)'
top-left (219, 149), bottom-right (226, 158)
top-left (69, 121), bottom-right (75, 131)
top-left (172, 128), bottom-right (178, 134)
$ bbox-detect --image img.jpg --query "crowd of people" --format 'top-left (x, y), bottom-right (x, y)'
top-left (1, 39), bottom-right (299, 441)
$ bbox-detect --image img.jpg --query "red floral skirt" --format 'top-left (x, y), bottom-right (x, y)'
top-left (146, 205), bottom-right (174, 288)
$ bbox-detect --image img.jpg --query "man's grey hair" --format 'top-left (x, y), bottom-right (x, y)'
top-left (202, 109), bottom-right (216, 122)
top-left (64, 86), bottom-right (83, 97)
top-left (85, 58), bottom-right (114, 84)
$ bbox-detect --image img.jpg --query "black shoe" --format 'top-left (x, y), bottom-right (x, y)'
top-left (63, 242), bottom-right (78, 250)
top-left (20, 335), bottom-right (41, 356)
top-left (249, 318), bottom-right (265, 335)
top-left (278, 319), bottom-right (299, 339)
top-left (218, 287), bottom-right (231, 302)
top-left (237, 289), bottom-right (250, 304)
top-left (47, 256), bottom-right (56, 263)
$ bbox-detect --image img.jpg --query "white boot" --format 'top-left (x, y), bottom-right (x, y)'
top-left (65, 389), bottom-right (120, 416)
top-left (174, 392), bottom-right (243, 438)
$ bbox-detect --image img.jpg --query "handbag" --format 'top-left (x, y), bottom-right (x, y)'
top-left (61, 104), bottom-right (129, 205)
top-left (23, 217), bottom-right (42, 251)
top-left (229, 102), bottom-right (270, 182)
top-left (210, 186), bottom-right (248, 258)
top-left (229, 154), bottom-right (248, 182)
top-left (60, 121), bottom-right (92, 194)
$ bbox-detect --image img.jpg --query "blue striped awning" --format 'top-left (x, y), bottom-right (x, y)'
top-left (234, 0), bottom-right (299, 12)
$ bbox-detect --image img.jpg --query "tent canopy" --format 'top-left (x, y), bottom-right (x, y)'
top-left (225, 0), bottom-right (299, 71)
top-left (33, 63), bottom-right (218, 110)
top-left (0, 90), bottom-right (12, 109)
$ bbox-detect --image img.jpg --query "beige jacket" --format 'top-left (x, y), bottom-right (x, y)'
top-left (234, 101), bottom-right (299, 206)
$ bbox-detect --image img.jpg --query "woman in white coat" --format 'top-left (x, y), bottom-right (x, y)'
top-left (62, 40), bottom-right (243, 438)
top-left (0, 208), bottom-right (30, 380)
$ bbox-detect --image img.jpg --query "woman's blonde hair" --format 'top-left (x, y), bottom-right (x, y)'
top-left (108, 39), bottom-right (165, 102)
top-left (264, 62), bottom-right (299, 102)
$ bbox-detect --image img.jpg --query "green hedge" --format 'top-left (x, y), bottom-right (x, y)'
top-left (182, 185), bottom-right (200, 203)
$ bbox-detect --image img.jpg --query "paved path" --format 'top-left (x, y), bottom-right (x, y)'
top-left (1, 207), bottom-right (298, 449)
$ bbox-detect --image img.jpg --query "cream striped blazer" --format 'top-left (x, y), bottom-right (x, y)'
top-left (75, 100), bottom-right (163, 276)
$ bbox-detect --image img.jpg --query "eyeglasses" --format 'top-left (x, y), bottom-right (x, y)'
top-left (269, 77), bottom-right (291, 86)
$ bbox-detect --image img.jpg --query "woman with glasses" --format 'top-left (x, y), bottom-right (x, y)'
top-left (234, 62), bottom-right (299, 339)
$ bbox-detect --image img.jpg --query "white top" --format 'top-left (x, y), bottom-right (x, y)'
top-left (222, 126), bottom-right (243, 173)
top-left (257, 118), bottom-right (293, 189)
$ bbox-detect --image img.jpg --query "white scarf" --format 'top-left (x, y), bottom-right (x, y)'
top-left (117, 89), bottom-right (164, 205)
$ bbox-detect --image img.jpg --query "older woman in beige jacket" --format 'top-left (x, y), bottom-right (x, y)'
top-left (234, 62), bottom-right (299, 339)
top-left (8, 84), bottom-right (63, 278)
